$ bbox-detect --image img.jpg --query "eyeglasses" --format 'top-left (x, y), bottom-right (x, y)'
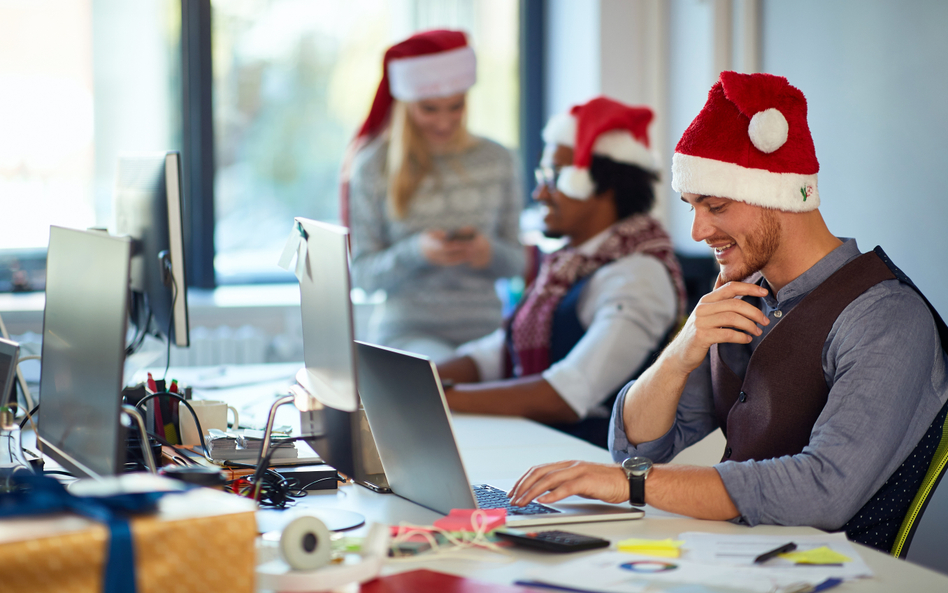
top-left (534, 166), bottom-right (562, 191)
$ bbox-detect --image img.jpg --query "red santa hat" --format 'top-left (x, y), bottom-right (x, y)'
top-left (355, 29), bottom-right (476, 142)
top-left (671, 71), bottom-right (820, 212)
top-left (541, 96), bottom-right (657, 200)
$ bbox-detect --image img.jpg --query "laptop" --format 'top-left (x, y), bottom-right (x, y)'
top-left (355, 341), bottom-right (644, 527)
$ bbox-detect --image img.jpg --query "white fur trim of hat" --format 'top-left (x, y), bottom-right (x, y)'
top-left (671, 153), bottom-right (819, 212)
top-left (387, 46), bottom-right (477, 102)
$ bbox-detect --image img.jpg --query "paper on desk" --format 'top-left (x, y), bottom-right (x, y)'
top-left (277, 221), bottom-right (308, 280)
top-left (681, 532), bottom-right (871, 578)
top-left (522, 532), bottom-right (872, 593)
top-left (523, 551), bottom-right (803, 593)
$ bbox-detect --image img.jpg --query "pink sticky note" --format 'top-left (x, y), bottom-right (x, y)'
top-left (432, 508), bottom-right (507, 532)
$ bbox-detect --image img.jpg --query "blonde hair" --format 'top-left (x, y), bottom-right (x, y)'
top-left (386, 100), bottom-right (473, 219)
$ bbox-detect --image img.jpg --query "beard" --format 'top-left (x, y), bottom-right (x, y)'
top-left (717, 208), bottom-right (781, 283)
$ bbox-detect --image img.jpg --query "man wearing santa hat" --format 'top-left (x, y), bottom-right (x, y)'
top-left (438, 96), bottom-right (686, 449)
top-left (508, 72), bottom-right (948, 552)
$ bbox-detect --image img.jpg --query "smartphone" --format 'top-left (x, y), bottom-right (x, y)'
top-left (494, 528), bottom-right (610, 553)
top-left (445, 228), bottom-right (476, 241)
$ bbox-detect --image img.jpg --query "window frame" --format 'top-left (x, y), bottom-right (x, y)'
top-left (178, 0), bottom-right (542, 289)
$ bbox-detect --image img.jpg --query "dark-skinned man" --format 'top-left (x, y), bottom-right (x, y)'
top-left (438, 96), bottom-right (685, 448)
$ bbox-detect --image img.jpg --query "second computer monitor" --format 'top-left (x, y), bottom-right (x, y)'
top-left (37, 226), bottom-right (133, 478)
top-left (113, 151), bottom-right (190, 349)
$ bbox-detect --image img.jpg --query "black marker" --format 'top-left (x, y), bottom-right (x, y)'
top-left (753, 542), bottom-right (797, 564)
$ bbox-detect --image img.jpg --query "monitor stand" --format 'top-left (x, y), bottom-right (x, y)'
top-left (264, 395), bottom-right (367, 530)
top-left (122, 405), bottom-right (157, 473)
top-left (300, 406), bottom-right (391, 494)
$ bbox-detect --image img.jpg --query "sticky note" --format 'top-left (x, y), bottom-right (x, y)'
top-left (780, 546), bottom-right (852, 565)
top-left (432, 508), bottom-right (507, 532)
top-left (616, 537), bottom-right (684, 558)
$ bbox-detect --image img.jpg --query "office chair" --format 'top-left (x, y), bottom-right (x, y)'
top-left (891, 401), bottom-right (948, 575)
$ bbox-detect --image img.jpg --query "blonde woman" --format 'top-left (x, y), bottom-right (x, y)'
top-left (344, 30), bottom-right (524, 362)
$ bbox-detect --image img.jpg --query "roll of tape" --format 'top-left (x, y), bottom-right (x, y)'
top-left (280, 515), bottom-right (332, 571)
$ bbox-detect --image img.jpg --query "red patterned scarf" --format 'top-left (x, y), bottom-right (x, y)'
top-left (504, 214), bottom-right (685, 377)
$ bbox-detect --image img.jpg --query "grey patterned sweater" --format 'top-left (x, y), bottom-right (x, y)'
top-left (348, 135), bottom-right (525, 346)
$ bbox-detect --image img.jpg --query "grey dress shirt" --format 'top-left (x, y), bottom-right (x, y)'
top-left (610, 239), bottom-right (948, 530)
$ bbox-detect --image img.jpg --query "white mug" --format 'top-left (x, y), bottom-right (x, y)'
top-left (179, 400), bottom-right (239, 445)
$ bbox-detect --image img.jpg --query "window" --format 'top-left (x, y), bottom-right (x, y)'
top-left (210, 0), bottom-right (521, 283)
top-left (0, 0), bottom-right (521, 291)
top-left (0, 0), bottom-right (181, 292)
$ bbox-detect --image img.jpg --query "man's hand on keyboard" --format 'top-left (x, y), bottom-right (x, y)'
top-left (509, 460), bottom-right (628, 507)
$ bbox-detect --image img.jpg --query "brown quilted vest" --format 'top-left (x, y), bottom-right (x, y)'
top-left (711, 252), bottom-right (896, 463)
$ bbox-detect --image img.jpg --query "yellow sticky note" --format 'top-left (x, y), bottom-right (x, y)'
top-left (780, 546), bottom-right (851, 565)
top-left (616, 538), bottom-right (684, 558)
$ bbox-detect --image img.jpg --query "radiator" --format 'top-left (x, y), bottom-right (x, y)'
top-left (168, 325), bottom-right (275, 367)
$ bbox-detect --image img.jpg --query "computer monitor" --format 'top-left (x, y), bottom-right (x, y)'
top-left (0, 337), bottom-right (19, 413)
top-left (291, 217), bottom-right (387, 491)
top-left (37, 226), bottom-right (133, 478)
top-left (112, 151), bottom-right (190, 349)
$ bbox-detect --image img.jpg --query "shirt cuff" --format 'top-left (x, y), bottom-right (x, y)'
top-left (542, 363), bottom-right (594, 419)
top-left (455, 329), bottom-right (506, 382)
top-left (608, 384), bottom-right (679, 463)
top-left (714, 461), bottom-right (759, 526)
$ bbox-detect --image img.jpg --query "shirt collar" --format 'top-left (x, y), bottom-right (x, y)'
top-left (575, 226), bottom-right (613, 256)
top-left (763, 238), bottom-right (861, 306)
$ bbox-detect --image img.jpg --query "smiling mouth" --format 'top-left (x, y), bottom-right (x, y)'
top-left (710, 242), bottom-right (735, 258)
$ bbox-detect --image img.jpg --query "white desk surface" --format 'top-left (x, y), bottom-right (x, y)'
top-left (265, 413), bottom-right (948, 592)
top-left (150, 364), bottom-right (948, 592)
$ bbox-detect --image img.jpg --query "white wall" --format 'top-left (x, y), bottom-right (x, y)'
top-left (760, 0), bottom-right (948, 316)
top-left (545, 0), bottom-right (673, 225)
top-left (666, 0), bottom-right (718, 255)
top-left (544, 0), bottom-right (601, 118)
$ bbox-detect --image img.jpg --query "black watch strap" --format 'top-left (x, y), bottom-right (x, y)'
top-left (630, 474), bottom-right (646, 507)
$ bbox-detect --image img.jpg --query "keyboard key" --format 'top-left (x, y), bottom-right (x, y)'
top-left (472, 483), bottom-right (560, 516)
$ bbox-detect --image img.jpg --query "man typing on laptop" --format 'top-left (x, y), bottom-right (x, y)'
top-left (508, 72), bottom-right (948, 552)
top-left (437, 97), bottom-right (685, 449)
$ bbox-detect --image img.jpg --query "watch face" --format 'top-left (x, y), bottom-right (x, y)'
top-left (623, 456), bottom-right (652, 476)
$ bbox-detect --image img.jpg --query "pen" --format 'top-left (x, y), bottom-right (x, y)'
top-left (513, 581), bottom-right (599, 593)
top-left (754, 541), bottom-right (797, 564)
top-left (780, 577), bottom-right (844, 593)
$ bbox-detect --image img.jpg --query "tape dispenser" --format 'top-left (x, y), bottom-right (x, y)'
top-left (256, 515), bottom-right (389, 592)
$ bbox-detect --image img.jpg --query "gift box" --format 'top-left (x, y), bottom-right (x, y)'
top-left (0, 478), bottom-right (258, 593)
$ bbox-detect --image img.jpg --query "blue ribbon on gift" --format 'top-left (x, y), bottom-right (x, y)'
top-left (0, 474), bottom-right (170, 593)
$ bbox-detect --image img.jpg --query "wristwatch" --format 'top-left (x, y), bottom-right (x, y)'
top-left (621, 456), bottom-right (652, 507)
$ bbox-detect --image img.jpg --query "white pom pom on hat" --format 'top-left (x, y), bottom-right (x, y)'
top-left (748, 108), bottom-right (789, 154)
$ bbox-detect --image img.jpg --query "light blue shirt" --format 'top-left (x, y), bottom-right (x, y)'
top-left (610, 239), bottom-right (948, 530)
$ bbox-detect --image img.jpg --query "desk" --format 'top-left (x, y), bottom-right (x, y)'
top-left (139, 365), bottom-right (948, 592)
top-left (268, 414), bottom-right (948, 592)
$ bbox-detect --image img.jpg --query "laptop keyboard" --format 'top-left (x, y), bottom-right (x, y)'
top-left (472, 483), bottom-right (560, 516)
